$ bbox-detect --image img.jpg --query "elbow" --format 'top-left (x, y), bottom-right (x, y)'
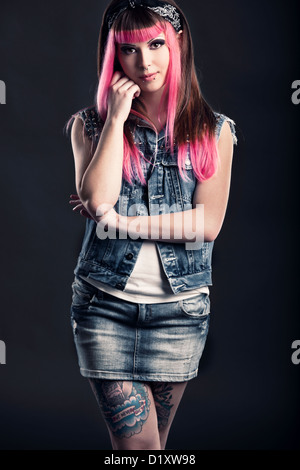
top-left (193, 207), bottom-right (222, 243)
top-left (203, 221), bottom-right (222, 243)
top-left (78, 184), bottom-right (119, 219)
top-left (80, 195), bottom-right (117, 220)
top-left (204, 231), bottom-right (218, 243)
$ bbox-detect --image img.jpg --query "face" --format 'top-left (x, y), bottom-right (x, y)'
top-left (116, 33), bottom-right (170, 93)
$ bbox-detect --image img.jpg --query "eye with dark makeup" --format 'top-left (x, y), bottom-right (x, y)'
top-left (120, 46), bottom-right (137, 55)
top-left (120, 39), bottom-right (166, 55)
top-left (149, 39), bottom-right (165, 49)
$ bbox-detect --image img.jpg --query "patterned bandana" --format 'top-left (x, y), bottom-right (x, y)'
top-left (105, 0), bottom-right (182, 33)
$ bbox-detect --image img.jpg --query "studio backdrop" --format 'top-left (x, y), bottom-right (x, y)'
top-left (0, 0), bottom-right (299, 450)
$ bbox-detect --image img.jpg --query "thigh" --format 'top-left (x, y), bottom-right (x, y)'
top-left (150, 381), bottom-right (188, 450)
top-left (89, 379), bottom-right (161, 450)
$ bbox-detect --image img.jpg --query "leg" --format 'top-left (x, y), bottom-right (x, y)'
top-left (89, 379), bottom-right (161, 450)
top-left (150, 381), bottom-right (188, 450)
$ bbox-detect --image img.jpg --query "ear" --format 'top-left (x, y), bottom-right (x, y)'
top-left (177, 30), bottom-right (183, 40)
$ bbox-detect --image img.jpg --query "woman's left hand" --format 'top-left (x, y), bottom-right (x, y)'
top-left (69, 194), bottom-right (93, 219)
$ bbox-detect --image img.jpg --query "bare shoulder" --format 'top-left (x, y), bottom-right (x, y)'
top-left (214, 120), bottom-right (234, 174)
top-left (218, 120), bottom-right (234, 152)
top-left (71, 115), bottom-right (94, 158)
top-left (70, 115), bottom-right (94, 194)
top-left (71, 115), bottom-right (89, 147)
top-left (71, 114), bottom-right (83, 135)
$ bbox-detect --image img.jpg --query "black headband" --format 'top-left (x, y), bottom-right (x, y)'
top-left (105, 0), bottom-right (182, 33)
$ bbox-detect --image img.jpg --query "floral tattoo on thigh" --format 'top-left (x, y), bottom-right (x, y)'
top-left (91, 381), bottom-right (150, 439)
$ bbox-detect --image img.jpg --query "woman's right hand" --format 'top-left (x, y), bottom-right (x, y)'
top-left (106, 71), bottom-right (141, 123)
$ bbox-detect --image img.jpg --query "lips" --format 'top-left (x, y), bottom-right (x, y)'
top-left (139, 72), bottom-right (158, 81)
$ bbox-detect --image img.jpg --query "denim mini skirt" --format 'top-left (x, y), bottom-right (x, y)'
top-left (70, 276), bottom-right (210, 382)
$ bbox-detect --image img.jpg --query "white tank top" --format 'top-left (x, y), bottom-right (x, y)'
top-left (80, 241), bottom-right (209, 304)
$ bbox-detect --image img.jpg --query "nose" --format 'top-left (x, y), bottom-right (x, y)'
top-left (138, 48), bottom-right (152, 70)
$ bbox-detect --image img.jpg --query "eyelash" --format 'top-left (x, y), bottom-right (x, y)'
top-left (121, 40), bottom-right (165, 55)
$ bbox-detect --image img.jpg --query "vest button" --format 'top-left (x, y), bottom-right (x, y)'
top-left (116, 283), bottom-right (123, 289)
top-left (126, 253), bottom-right (134, 260)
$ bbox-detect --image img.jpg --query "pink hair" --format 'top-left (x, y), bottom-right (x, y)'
top-left (96, 20), bottom-right (218, 184)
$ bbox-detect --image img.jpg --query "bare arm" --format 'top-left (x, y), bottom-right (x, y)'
top-left (71, 115), bottom-right (125, 219)
top-left (192, 120), bottom-right (234, 241)
top-left (108, 120), bottom-right (234, 243)
top-left (71, 71), bottom-right (141, 220)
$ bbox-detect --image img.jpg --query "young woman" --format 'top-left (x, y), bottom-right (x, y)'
top-left (66, 0), bottom-right (237, 450)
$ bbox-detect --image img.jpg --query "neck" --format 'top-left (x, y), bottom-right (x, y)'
top-left (140, 87), bottom-right (167, 133)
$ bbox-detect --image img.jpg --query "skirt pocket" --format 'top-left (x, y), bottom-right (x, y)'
top-left (179, 293), bottom-right (210, 319)
top-left (71, 276), bottom-right (98, 309)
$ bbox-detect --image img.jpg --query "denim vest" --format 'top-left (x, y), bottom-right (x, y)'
top-left (72, 107), bottom-right (237, 294)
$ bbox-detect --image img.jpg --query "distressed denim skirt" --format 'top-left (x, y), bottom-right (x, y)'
top-left (70, 275), bottom-right (210, 382)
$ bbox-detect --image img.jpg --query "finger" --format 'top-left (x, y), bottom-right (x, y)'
top-left (132, 85), bottom-right (141, 98)
top-left (116, 79), bottom-right (138, 93)
top-left (69, 199), bottom-right (81, 205)
top-left (69, 194), bottom-right (80, 199)
top-left (110, 71), bottom-right (124, 87)
top-left (114, 81), bottom-right (141, 101)
top-left (72, 204), bottom-right (83, 211)
top-left (111, 76), bottom-right (134, 92)
top-left (125, 83), bottom-right (141, 99)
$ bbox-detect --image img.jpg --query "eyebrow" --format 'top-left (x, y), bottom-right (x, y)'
top-left (119, 36), bottom-right (164, 47)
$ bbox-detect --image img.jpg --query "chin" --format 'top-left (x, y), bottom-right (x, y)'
top-left (141, 81), bottom-right (164, 92)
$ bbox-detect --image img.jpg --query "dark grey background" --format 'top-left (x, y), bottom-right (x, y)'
top-left (0, 0), bottom-right (299, 450)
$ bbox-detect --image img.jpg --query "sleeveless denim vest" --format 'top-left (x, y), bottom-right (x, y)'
top-left (72, 107), bottom-right (237, 294)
